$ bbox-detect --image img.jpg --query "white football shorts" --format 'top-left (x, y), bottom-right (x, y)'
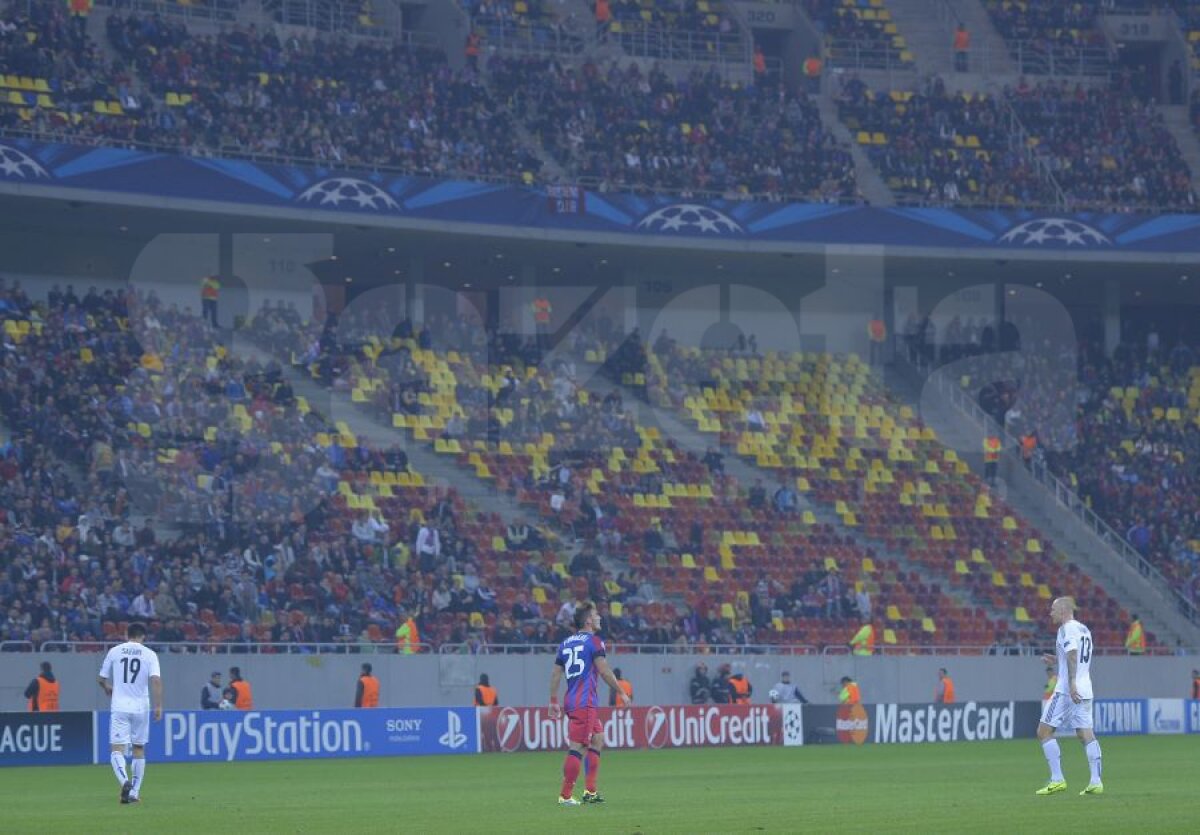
top-left (110, 711), bottom-right (150, 746)
top-left (1040, 693), bottom-right (1093, 730)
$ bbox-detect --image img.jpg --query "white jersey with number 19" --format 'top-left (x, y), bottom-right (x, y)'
top-left (99, 642), bottom-right (161, 713)
top-left (1053, 619), bottom-right (1094, 700)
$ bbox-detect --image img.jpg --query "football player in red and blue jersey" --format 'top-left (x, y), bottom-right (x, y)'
top-left (548, 601), bottom-right (626, 806)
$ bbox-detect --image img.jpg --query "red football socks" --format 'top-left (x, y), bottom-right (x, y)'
top-left (561, 750), bottom-right (583, 799)
top-left (585, 747), bottom-right (601, 793)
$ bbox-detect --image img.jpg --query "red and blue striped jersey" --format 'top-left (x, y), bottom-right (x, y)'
top-left (556, 631), bottom-right (606, 711)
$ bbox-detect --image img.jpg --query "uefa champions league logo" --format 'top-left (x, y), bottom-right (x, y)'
top-left (0, 144), bottom-right (50, 180)
top-left (997, 218), bottom-right (1111, 247)
top-left (636, 203), bottom-right (744, 235)
top-left (296, 177), bottom-right (400, 211)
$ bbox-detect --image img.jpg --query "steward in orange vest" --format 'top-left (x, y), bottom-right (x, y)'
top-left (983, 434), bottom-right (1001, 482)
top-left (1124, 616), bottom-right (1146, 655)
top-left (25, 662), bottom-right (60, 712)
top-left (465, 31), bottom-right (481, 68)
top-left (474, 674), bottom-right (499, 706)
top-left (229, 666), bottom-right (253, 710)
top-left (936, 668), bottom-right (955, 703)
top-left (727, 673), bottom-right (752, 705)
top-left (609, 668), bottom-right (633, 706)
top-left (850, 622), bottom-right (876, 656)
top-left (356, 663), bottom-right (381, 708)
top-left (839, 676), bottom-right (861, 704)
top-left (396, 615), bottom-right (420, 655)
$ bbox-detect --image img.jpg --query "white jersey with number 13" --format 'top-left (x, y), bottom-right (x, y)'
top-left (1053, 619), bottom-right (1094, 700)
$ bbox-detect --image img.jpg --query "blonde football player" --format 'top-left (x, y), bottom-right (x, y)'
top-left (1035, 597), bottom-right (1103, 796)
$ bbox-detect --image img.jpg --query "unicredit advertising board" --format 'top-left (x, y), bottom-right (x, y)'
top-left (95, 708), bottom-right (477, 763)
top-left (478, 705), bottom-right (794, 753)
top-left (0, 711), bottom-right (94, 767)
top-left (803, 701), bottom-right (1042, 745)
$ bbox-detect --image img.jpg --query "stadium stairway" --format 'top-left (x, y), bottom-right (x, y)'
top-left (232, 334), bottom-right (662, 607)
top-left (814, 94), bottom-right (894, 207)
top-left (231, 334), bottom-right (538, 530)
top-left (1159, 105), bottom-right (1200, 205)
top-left (886, 0), bottom-right (1017, 85)
top-left (573, 355), bottom-right (1017, 638)
top-left (885, 360), bottom-right (1200, 649)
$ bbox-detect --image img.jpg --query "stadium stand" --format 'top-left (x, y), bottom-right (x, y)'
top-left (0, 2), bottom-right (540, 181)
top-left (492, 57), bottom-right (858, 201)
top-left (590, 328), bottom-right (1139, 648)
top-left (982, 0), bottom-right (1112, 76)
top-left (0, 278), bottom-right (688, 650)
top-left (466, 0), bottom-right (584, 55)
top-left (0, 0), bottom-right (1195, 659)
top-left (600, 0), bottom-right (746, 64)
top-left (1007, 74), bottom-right (1196, 211)
top-left (836, 75), bottom-right (1051, 206)
top-left (1039, 333), bottom-right (1200, 609)
top-left (246, 303), bottom-right (1046, 650)
top-left (803, 0), bottom-right (913, 70)
top-left (835, 72), bottom-right (1195, 210)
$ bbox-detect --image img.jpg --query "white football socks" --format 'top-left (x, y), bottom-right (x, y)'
top-left (1041, 738), bottom-right (1063, 782)
top-left (110, 751), bottom-right (129, 786)
top-left (1085, 739), bottom-right (1102, 784)
top-left (131, 757), bottom-right (146, 797)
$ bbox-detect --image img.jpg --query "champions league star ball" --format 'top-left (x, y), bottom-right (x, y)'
top-left (997, 217), bottom-right (1110, 247)
top-left (769, 689), bottom-right (780, 704)
top-left (636, 203), bottom-right (743, 235)
top-left (296, 177), bottom-right (400, 211)
top-left (0, 144), bottom-right (50, 179)
top-left (218, 699), bottom-right (234, 710)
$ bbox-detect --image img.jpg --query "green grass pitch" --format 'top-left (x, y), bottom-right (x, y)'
top-left (4, 736), bottom-right (1196, 833)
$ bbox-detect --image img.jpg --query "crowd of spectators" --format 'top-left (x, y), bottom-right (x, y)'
top-left (605, 0), bottom-right (738, 33)
top-left (1, 1), bottom-right (538, 180)
top-left (493, 56), bottom-right (858, 201)
top-left (834, 72), bottom-right (1196, 210)
top-left (837, 74), bottom-right (1052, 206)
top-left (984, 0), bottom-right (1109, 74)
top-left (247, 300), bottom-right (920, 649)
top-left (803, 0), bottom-right (909, 69)
top-left (0, 276), bottom-right (703, 651)
top-left (1042, 327), bottom-right (1200, 606)
top-left (894, 306), bottom-right (1199, 609)
top-left (1008, 74), bottom-right (1195, 211)
top-left (6, 1), bottom-right (1200, 212)
top-left (102, 12), bottom-right (539, 177)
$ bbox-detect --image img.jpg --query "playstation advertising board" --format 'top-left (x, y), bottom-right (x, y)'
top-left (95, 708), bottom-right (478, 764)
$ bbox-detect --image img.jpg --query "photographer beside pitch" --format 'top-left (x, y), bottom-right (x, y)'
top-left (548, 601), bottom-right (627, 807)
top-left (1035, 597), bottom-right (1103, 797)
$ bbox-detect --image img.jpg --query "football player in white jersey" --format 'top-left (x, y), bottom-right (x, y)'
top-left (97, 622), bottom-right (162, 804)
top-left (1035, 597), bottom-right (1103, 796)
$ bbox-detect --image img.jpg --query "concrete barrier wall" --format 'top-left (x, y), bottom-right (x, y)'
top-left (2, 652), bottom-right (1196, 712)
